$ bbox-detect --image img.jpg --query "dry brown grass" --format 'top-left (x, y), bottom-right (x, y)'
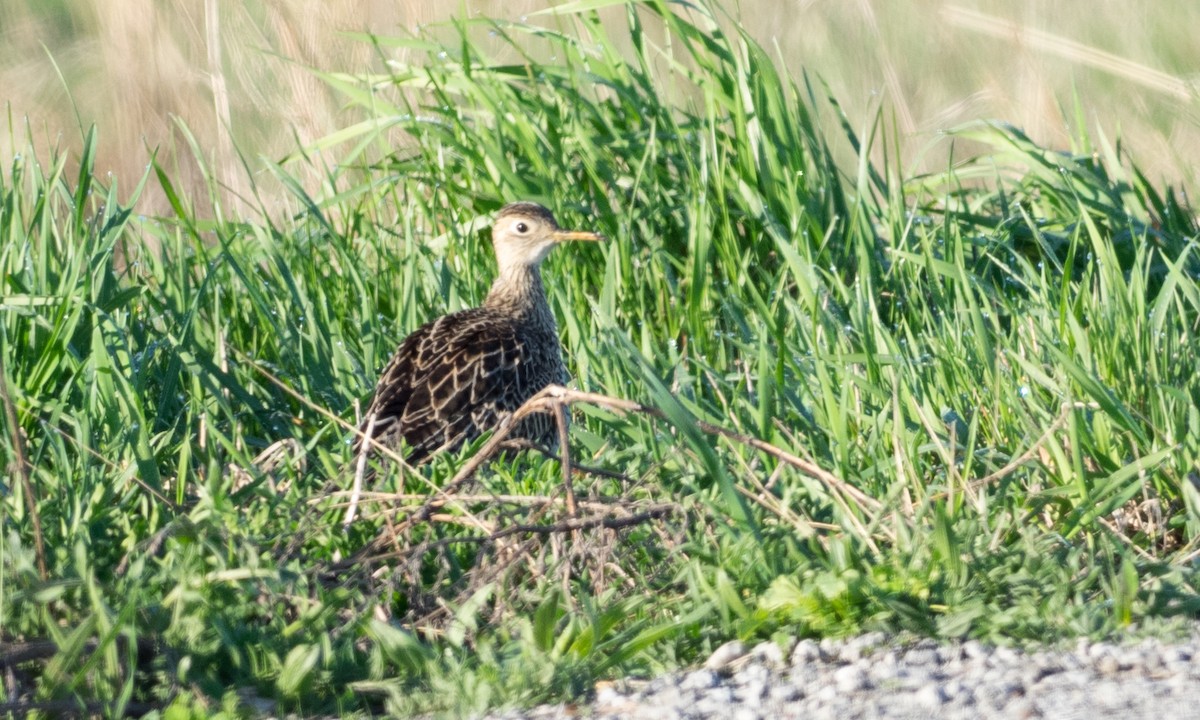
top-left (1, 0), bottom-right (1197, 213)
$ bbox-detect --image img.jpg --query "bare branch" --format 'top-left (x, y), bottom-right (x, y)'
top-left (0, 348), bottom-right (44, 580)
top-left (346, 411), bottom-right (376, 528)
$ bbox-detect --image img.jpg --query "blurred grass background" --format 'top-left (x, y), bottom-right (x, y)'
top-left (2, 0), bottom-right (1198, 213)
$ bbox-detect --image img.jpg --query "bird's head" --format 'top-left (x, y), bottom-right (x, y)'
top-left (491, 202), bottom-right (604, 271)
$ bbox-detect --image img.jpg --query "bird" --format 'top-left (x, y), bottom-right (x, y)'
top-left (357, 202), bottom-right (604, 466)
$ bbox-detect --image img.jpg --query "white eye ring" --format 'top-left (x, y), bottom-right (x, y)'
top-left (515, 222), bottom-right (529, 233)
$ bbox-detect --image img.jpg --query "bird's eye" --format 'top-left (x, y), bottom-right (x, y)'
top-left (515, 222), bottom-right (529, 233)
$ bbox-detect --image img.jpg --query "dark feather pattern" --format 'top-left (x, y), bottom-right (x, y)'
top-left (359, 306), bottom-right (565, 463)
top-left (357, 202), bottom-right (597, 466)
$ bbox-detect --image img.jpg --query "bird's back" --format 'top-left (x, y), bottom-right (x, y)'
top-left (358, 305), bottom-right (566, 465)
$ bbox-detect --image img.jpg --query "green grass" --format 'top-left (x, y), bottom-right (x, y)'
top-left (3, 0), bottom-right (1200, 716)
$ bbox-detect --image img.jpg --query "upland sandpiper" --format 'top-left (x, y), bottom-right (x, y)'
top-left (357, 202), bottom-right (603, 465)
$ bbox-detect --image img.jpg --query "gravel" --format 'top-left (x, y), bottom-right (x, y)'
top-left (485, 629), bottom-right (1200, 719)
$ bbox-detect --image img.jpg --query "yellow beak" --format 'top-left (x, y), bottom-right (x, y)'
top-left (553, 229), bottom-right (606, 243)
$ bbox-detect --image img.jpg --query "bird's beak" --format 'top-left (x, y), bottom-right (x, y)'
top-left (553, 229), bottom-right (605, 243)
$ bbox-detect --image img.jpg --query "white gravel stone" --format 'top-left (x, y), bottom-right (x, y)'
top-left (594, 684), bottom-right (623, 705)
top-left (870, 662), bottom-right (899, 684)
top-left (750, 640), bottom-right (786, 668)
top-left (735, 662), bottom-right (770, 686)
top-left (904, 646), bottom-right (939, 666)
top-left (681, 669), bottom-right (720, 691)
top-left (814, 683), bottom-right (839, 704)
top-left (833, 664), bottom-right (869, 693)
top-left (914, 682), bottom-right (948, 707)
top-left (961, 640), bottom-right (988, 659)
top-left (1096, 653), bottom-right (1121, 675)
top-left (1092, 680), bottom-right (1126, 707)
top-left (705, 640), bottom-right (748, 672)
top-left (1003, 697), bottom-right (1037, 717)
top-left (769, 682), bottom-right (802, 702)
top-left (942, 678), bottom-right (966, 700)
top-left (631, 705), bottom-right (680, 720)
top-left (487, 631), bottom-right (1200, 720)
top-left (790, 639), bottom-right (820, 666)
top-left (1088, 641), bottom-right (1115, 658)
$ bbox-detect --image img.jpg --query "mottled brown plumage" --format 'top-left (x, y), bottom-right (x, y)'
top-left (359, 202), bottom-right (603, 464)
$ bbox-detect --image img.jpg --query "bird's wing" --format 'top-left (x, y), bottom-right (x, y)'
top-left (359, 309), bottom-right (524, 462)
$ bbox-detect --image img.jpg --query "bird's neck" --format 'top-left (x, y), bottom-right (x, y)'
top-left (484, 265), bottom-right (556, 328)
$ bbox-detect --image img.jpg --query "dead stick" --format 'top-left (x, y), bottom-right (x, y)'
top-left (552, 396), bottom-right (577, 517)
top-left (514, 387), bottom-right (878, 512)
top-left (345, 411), bottom-right (376, 528)
top-left (971, 402), bottom-right (1082, 486)
top-left (931, 402), bottom-right (1091, 501)
top-left (0, 349), bottom-right (45, 580)
top-left (319, 491), bottom-right (669, 516)
top-left (358, 505), bottom-right (679, 566)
